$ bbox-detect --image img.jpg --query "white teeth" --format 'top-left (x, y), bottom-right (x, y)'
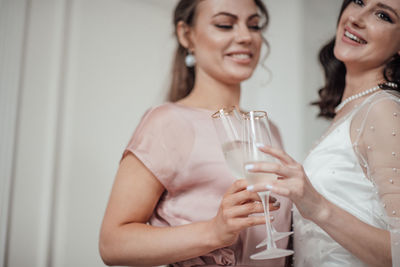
top-left (344, 30), bottom-right (366, 44)
top-left (231, 53), bottom-right (250, 59)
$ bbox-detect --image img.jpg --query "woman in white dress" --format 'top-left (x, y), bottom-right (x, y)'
top-left (246, 0), bottom-right (400, 266)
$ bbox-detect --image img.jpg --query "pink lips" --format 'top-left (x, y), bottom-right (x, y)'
top-left (342, 26), bottom-right (367, 46)
top-left (225, 50), bottom-right (253, 64)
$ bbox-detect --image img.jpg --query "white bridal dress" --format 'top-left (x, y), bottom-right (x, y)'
top-left (293, 90), bottom-right (400, 266)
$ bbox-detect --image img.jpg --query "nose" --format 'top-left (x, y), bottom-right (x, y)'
top-left (235, 24), bottom-right (252, 44)
top-left (348, 11), bottom-right (366, 28)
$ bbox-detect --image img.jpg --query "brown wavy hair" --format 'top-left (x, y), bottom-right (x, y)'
top-left (313, 0), bottom-right (400, 119)
top-left (167, 0), bottom-right (270, 102)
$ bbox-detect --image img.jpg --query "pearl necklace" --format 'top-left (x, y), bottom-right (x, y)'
top-left (335, 82), bottom-right (398, 113)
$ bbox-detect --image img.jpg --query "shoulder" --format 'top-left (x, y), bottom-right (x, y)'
top-left (137, 102), bottom-right (192, 130)
top-left (368, 90), bottom-right (400, 106)
top-left (361, 90), bottom-right (400, 119)
top-left (141, 102), bottom-right (181, 122)
top-left (141, 102), bottom-right (196, 137)
top-left (353, 90), bottom-right (400, 140)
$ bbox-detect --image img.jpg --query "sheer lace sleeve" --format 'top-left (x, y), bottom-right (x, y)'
top-left (352, 91), bottom-right (400, 219)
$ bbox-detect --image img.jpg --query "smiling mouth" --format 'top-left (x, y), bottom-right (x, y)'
top-left (344, 30), bottom-right (367, 44)
top-left (229, 53), bottom-right (252, 59)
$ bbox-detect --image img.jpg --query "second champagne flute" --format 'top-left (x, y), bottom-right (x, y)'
top-left (243, 110), bottom-right (294, 260)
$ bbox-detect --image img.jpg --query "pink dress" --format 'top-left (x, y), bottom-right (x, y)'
top-left (124, 102), bottom-right (292, 266)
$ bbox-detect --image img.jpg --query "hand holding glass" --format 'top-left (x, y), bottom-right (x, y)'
top-left (212, 108), bottom-right (292, 255)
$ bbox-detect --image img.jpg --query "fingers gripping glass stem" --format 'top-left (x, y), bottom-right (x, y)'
top-left (250, 191), bottom-right (294, 259)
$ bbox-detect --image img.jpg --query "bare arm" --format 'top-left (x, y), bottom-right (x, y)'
top-left (314, 198), bottom-right (390, 267)
top-left (99, 153), bottom-right (272, 266)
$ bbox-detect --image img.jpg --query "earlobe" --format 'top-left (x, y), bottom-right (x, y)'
top-left (176, 21), bottom-right (192, 49)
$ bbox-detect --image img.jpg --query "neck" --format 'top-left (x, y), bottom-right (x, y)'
top-left (342, 68), bottom-right (385, 100)
top-left (177, 70), bottom-right (241, 111)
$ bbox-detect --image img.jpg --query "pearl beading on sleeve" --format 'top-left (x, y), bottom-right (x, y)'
top-left (350, 90), bottom-right (400, 220)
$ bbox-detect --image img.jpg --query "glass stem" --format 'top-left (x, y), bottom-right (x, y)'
top-left (258, 191), bottom-right (277, 249)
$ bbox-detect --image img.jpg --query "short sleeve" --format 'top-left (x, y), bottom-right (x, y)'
top-left (124, 104), bottom-right (195, 189)
top-left (353, 92), bottom-right (400, 218)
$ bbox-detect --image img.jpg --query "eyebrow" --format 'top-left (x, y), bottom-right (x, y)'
top-left (377, 2), bottom-right (399, 19)
top-left (212, 12), bottom-right (260, 20)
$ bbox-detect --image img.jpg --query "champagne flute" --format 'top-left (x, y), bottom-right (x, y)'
top-left (243, 110), bottom-right (294, 260)
top-left (212, 107), bottom-right (245, 179)
top-left (212, 107), bottom-right (292, 245)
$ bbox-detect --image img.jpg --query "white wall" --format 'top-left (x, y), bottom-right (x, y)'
top-left (4, 0), bottom-right (69, 266)
top-left (243, 0), bottom-right (340, 161)
top-left (0, 1), bottom-right (341, 266)
top-left (242, 0), bottom-right (306, 160)
top-left (0, 1), bottom-right (29, 266)
top-left (301, 0), bottom-right (342, 156)
top-left (51, 1), bottom-right (175, 266)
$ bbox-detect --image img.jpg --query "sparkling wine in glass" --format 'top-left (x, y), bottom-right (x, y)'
top-left (243, 111), bottom-right (294, 260)
top-left (212, 107), bottom-right (245, 180)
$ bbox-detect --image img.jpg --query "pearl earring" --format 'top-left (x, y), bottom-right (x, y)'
top-left (185, 50), bottom-right (196, 67)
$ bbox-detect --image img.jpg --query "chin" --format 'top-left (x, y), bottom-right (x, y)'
top-left (229, 73), bottom-right (253, 84)
top-left (333, 43), bottom-right (345, 61)
top-left (333, 46), bottom-right (353, 63)
top-left (227, 68), bottom-right (255, 81)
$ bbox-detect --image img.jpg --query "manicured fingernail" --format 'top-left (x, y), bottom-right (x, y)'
top-left (265, 184), bottom-right (273, 190)
top-left (273, 201), bottom-right (281, 207)
top-left (256, 143), bottom-right (264, 148)
top-left (246, 185), bottom-right (254, 191)
top-left (245, 164), bottom-right (254, 171)
top-left (270, 215), bottom-right (275, 221)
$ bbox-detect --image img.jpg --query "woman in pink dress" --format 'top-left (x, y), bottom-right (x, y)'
top-left (99, 0), bottom-right (292, 266)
